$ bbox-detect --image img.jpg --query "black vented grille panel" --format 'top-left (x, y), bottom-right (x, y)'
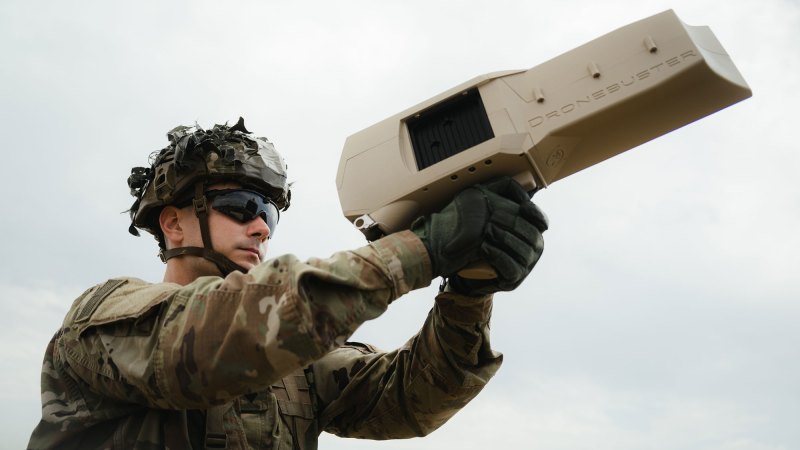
top-left (407, 89), bottom-right (494, 170)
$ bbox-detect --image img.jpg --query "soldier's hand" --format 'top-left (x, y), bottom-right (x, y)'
top-left (411, 176), bottom-right (548, 284)
top-left (447, 177), bottom-right (548, 296)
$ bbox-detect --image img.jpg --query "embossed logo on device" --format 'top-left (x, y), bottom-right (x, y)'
top-left (528, 50), bottom-right (698, 129)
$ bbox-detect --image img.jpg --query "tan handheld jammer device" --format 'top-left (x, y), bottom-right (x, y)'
top-left (337, 10), bottom-right (751, 246)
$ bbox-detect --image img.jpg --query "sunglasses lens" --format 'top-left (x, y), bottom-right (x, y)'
top-left (207, 190), bottom-right (280, 237)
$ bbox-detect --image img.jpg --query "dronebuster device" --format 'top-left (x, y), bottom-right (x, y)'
top-left (337, 9), bottom-right (751, 243)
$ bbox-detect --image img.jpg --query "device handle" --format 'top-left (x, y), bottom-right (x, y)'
top-left (457, 262), bottom-right (497, 280)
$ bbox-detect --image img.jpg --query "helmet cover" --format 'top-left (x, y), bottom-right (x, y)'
top-left (127, 117), bottom-right (290, 240)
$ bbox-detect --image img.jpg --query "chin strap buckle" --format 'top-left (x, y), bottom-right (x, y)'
top-left (193, 196), bottom-right (209, 216)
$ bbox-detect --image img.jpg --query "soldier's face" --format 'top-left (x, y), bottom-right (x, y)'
top-left (181, 182), bottom-right (271, 272)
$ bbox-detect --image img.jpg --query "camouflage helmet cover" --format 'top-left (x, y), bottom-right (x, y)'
top-left (127, 117), bottom-right (290, 238)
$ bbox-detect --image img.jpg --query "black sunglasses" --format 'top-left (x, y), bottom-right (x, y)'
top-left (204, 189), bottom-right (280, 237)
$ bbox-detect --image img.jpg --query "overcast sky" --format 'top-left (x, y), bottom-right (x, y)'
top-left (1, 0), bottom-right (798, 449)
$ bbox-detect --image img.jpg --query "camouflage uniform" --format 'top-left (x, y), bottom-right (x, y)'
top-left (28, 231), bottom-right (502, 449)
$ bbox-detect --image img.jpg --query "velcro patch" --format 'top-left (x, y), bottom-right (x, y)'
top-left (74, 279), bottom-right (128, 323)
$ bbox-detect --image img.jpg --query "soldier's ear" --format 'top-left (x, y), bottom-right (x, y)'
top-left (159, 206), bottom-right (184, 247)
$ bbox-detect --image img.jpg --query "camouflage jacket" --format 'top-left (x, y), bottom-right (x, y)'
top-left (28, 231), bottom-right (502, 449)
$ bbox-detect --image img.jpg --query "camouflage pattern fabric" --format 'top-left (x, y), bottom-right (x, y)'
top-left (28, 231), bottom-right (502, 449)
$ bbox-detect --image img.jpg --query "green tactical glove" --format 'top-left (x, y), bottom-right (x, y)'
top-left (411, 176), bottom-right (548, 293)
top-left (450, 177), bottom-right (548, 296)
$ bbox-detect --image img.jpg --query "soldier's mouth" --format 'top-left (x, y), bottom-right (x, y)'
top-left (241, 247), bottom-right (262, 261)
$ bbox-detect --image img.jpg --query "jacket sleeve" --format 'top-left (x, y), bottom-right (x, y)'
top-left (59, 231), bottom-right (432, 410)
top-left (312, 290), bottom-right (503, 439)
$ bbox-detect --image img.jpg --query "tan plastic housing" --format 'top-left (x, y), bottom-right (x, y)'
top-left (336, 10), bottom-right (751, 239)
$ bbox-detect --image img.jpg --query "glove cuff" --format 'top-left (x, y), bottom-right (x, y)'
top-left (446, 276), bottom-right (496, 297)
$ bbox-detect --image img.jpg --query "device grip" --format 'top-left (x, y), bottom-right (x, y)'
top-left (457, 262), bottom-right (497, 280)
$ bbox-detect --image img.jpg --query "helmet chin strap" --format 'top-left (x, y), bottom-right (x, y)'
top-left (159, 183), bottom-right (248, 277)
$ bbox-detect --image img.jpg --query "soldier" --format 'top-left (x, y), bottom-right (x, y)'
top-left (28, 117), bottom-right (548, 449)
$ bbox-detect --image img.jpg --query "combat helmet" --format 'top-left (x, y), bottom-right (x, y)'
top-left (127, 117), bottom-right (290, 275)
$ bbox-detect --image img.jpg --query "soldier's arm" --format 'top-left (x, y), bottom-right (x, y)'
top-left (313, 290), bottom-right (502, 439)
top-left (59, 231), bottom-right (431, 409)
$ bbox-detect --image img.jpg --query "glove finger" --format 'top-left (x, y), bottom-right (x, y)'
top-left (482, 189), bottom-right (524, 219)
top-left (481, 242), bottom-right (528, 280)
top-left (482, 190), bottom-right (548, 233)
top-left (480, 241), bottom-right (526, 286)
top-left (518, 201), bottom-right (549, 232)
top-left (480, 176), bottom-right (531, 204)
top-left (481, 183), bottom-right (548, 233)
top-left (486, 222), bottom-right (543, 268)
top-left (490, 209), bottom-right (545, 252)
